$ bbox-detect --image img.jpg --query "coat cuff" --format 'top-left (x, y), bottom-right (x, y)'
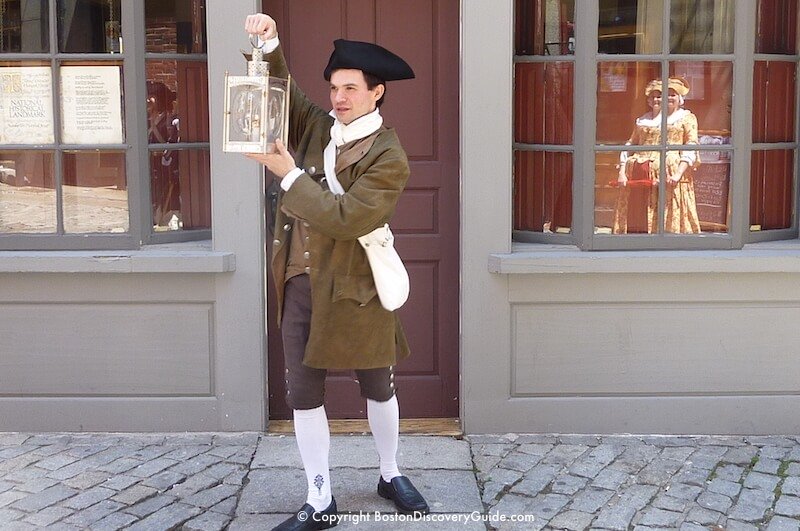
top-left (257, 35), bottom-right (280, 53)
top-left (280, 167), bottom-right (304, 191)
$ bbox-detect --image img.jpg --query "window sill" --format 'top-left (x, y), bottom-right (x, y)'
top-left (489, 240), bottom-right (800, 274)
top-left (0, 241), bottom-right (235, 273)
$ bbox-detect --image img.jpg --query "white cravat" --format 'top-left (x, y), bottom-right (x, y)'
top-left (323, 109), bottom-right (383, 195)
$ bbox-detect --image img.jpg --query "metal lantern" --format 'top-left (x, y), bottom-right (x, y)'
top-left (223, 42), bottom-right (290, 154)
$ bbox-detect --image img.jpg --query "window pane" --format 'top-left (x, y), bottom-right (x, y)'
top-left (595, 151), bottom-right (660, 234)
top-left (514, 150), bottom-right (572, 233)
top-left (756, 0), bottom-right (798, 54)
top-left (599, 0), bottom-right (662, 54)
top-left (151, 148), bottom-right (209, 231)
top-left (63, 150), bottom-right (127, 233)
top-left (147, 60), bottom-right (209, 143)
top-left (0, 0), bottom-right (49, 53)
top-left (692, 155), bottom-right (730, 233)
top-left (145, 0), bottom-right (207, 54)
top-left (0, 150), bottom-right (55, 233)
top-left (753, 61), bottom-right (796, 143)
top-left (57, 0), bottom-right (122, 53)
top-left (750, 150), bottom-right (794, 231)
top-left (0, 61), bottom-right (55, 144)
top-left (670, 0), bottom-right (733, 54)
top-left (59, 62), bottom-right (125, 144)
top-left (597, 61), bottom-right (660, 146)
top-left (515, 62), bottom-right (573, 144)
top-left (671, 61), bottom-right (732, 141)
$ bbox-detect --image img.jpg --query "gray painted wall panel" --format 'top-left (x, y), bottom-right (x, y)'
top-left (0, 304), bottom-right (212, 395)
top-left (0, 397), bottom-right (220, 432)
top-left (512, 302), bottom-right (800, 396)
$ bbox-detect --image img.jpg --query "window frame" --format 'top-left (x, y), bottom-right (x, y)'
top-left (0, 0), bottom-right (211, 250)
top-left (513, 0), bottom-right (800, 251)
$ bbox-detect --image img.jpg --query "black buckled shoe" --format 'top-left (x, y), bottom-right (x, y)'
top-left (377, 476), bottom-right (430, 515)
top-left (272, 497), bottom-right (338, 530)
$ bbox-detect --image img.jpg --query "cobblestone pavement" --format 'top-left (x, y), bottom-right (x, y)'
top-left (0, 432), bottom-right (799, 530)
top-left (470, 434), bottom-right (800, 531)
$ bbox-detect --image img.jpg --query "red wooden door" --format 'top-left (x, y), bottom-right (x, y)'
top-left (263, 0), bottom-right (459, 419)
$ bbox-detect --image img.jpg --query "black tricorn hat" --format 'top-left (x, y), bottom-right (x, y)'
top-left (323, 39), bottom-right (414, 82)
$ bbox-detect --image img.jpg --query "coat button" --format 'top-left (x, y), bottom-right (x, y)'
top-left (307, 166), bottom-right (316, 174)
top-left (304, 266), bottom-right (311, 273)
top-left (283, 223), bottom-right (291, 231)
top-left (273, 239), bottom-right (281, 246)
top-left (303, 251), bottom-right (310, 259)
top-left (303, 221), bottom-right (310, 228)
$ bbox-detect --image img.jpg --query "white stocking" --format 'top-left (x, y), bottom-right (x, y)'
top-left (367, 395), bottom-right (402, 481)
top-left (293, 406), bottom-right (332, 511)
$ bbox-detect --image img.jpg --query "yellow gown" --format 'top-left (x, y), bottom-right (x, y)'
top-left (613, 109), bottom-right (701, 234)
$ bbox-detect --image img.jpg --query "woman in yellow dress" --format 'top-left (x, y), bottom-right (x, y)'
top-left (613, 76), bottom-right (701, 234)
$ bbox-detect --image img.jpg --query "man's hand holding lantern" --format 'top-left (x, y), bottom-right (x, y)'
top-left (246, 139), bottom-right (297, 179)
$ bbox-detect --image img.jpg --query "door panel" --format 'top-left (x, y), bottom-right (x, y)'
top-left (264, 0), bottom-right (459, 419)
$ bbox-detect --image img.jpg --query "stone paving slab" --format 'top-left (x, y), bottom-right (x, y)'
top-left (252, 435), bottom-right (472, 470)
top-left (238, 467), bottom-right (482, 515)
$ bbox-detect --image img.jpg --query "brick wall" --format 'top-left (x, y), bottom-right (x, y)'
top-left (146, 17), bottom-right (178, 95)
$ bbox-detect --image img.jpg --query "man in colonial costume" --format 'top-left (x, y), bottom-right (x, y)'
top-left (244, 13), bottom-right (429, 531)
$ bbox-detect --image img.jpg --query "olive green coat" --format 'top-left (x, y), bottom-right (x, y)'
top-left (267, 46), bottom-right (411, 370)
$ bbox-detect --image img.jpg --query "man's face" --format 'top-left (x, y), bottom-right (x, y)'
top-left (329, 69), bottom-right (384, 125)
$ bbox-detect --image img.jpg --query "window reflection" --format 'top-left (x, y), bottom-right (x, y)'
top-left (62, 150), bottom-right (128, 233)
top-left (597, 62), bottom-right (660, 146)
top-left (0, 150), bottom-right (55, 233)
top-left (594, 152), bottom-right (629, 233)
top-left (693, 150), bottom-right (730, 233)
top-left (596, 76), bottom-right (710, 234)
top-left (599, 0), bottom-right (662, 54)
top-left (670, 0), bottom-right (733, 54)
top-left (145, 0), bottom-right (207, 54)
top-left (515, 0), bottom-right (575, 55)
top-left (151, 148), bottom-right (210, 231)
top-left (57, 0), bottom-right (122, 53)
top-left (514, 150), bottom-right (572, 233)
top-left (750, 150), bottom-right (794, 231)
top-left (756, 0), bottom-right (798, 54)
top-left (753, 61), bottom-right (796, 143)
top-left (673, 61), bottom-right (732, 139)
top-left (515, 62), bottom-right (573, 144)
top-left (146, 60), bottom-right (209, 143)
top-left (0, 0), bottom-right (49, 53)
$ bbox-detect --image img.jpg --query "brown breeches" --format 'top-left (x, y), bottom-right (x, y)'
top-left (281, 274), bottom-right (395, 410)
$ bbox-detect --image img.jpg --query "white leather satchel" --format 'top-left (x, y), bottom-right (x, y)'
top-left (357, 224), bottom-right (410, 311)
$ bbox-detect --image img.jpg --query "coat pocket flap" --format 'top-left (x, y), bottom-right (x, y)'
top-left (332, 274), bottom-right (377, 305)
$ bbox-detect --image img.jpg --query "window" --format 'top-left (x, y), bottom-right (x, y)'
top-left (750, 0), bottom-right (797, 238)
top-left (514, 0), bottom-right (575, 238)
top-left (0, 0), bottom-right (209, 250)
top-left (514, 0), bottom-right (799, 250)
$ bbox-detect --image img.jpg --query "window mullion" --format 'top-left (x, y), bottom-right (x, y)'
top-left (658, 1), bottom-right (669, 238)
top-left (46, 1), bottom-right (63, 234)
top-left (734, 0), bottom-right (756, 246)
top-left (795, 29), bottom-right (800, 237)
top-left (122, 0), bottom-right (149, 246)
top-left (577, 0), bottom-right (598, 250)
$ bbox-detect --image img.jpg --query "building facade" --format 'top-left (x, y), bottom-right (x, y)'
top-left (1, 0), bottom-right (799, 434)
